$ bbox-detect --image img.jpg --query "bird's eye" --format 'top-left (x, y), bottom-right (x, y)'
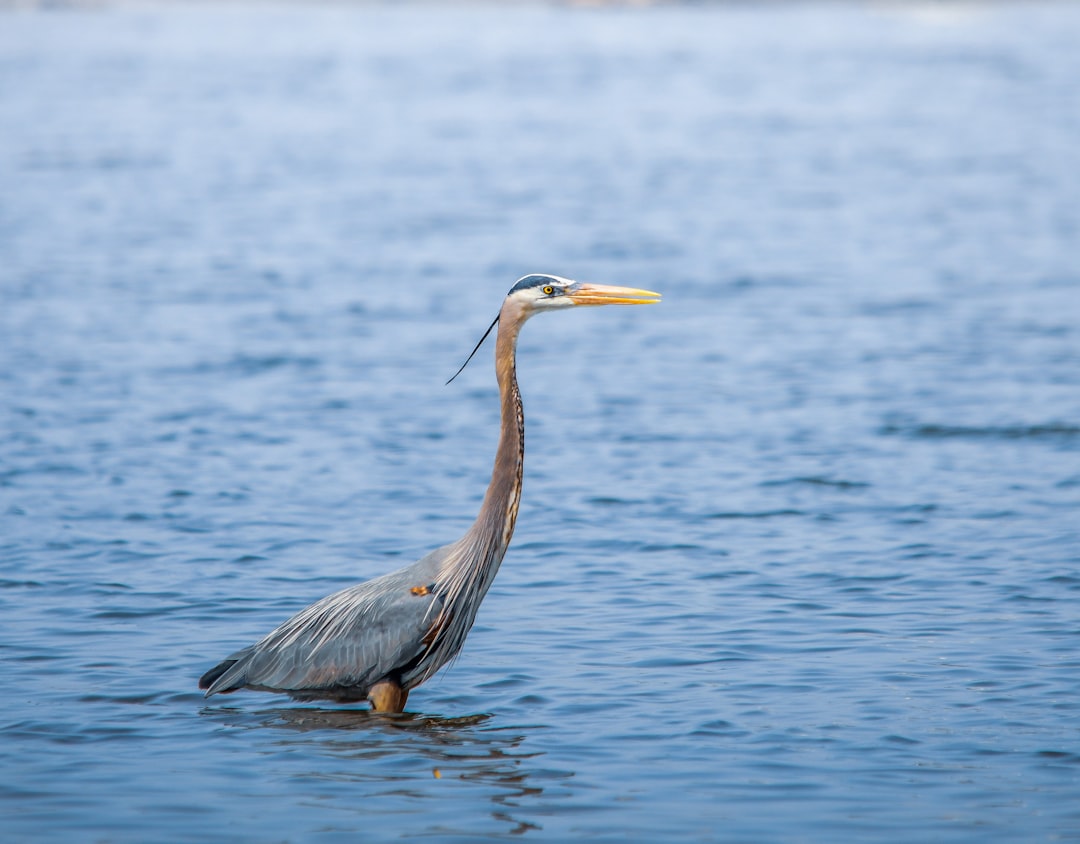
top-left (542, 285), bottom-right (554, 295)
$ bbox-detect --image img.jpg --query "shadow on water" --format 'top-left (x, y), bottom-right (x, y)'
top-left (199, 705), bottom-right (556, 837)
top-left (237, 706), bottom-right (496, 733)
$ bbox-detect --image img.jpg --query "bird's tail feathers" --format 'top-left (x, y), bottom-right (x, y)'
top-left (198, 656), bottom-right (246, 697)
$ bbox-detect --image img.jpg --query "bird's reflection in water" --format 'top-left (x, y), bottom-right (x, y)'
top-left (203, 705), bottom-right (559, 837)
top-left (263, 706), bottom-right (493, 732)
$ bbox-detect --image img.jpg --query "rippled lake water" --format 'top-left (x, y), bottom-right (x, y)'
top-left (2, 2), bottom-right (1080, 841)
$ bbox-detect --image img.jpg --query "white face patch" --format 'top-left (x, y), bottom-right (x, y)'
top-left (507, 274), bottom-right (579, 313)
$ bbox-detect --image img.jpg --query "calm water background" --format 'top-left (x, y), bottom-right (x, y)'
top-left (2, 2), bottom-right (1079, 841)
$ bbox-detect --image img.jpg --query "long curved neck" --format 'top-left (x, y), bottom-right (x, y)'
top-left (414, 299), bottom-right (529, 682)
top-left (466, 302), bottom-right (526, 567)
top-left (436, 301), bottom-right (527, 601)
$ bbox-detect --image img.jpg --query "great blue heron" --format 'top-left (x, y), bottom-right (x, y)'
top-left (199, 274), bottom-right (660, 712)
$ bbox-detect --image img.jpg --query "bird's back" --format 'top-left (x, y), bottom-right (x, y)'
top-left (200, 546), bottom-right (452, 701)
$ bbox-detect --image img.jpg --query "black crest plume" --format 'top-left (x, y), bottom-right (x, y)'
top-left (446, 313), bottom-right (500, 385)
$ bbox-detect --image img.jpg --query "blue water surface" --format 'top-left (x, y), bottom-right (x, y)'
top-left (1, 2), bottom-right (1079, 841)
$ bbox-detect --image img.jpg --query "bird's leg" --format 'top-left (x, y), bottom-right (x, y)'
top-left (368, 679), bottom-right (408, 713)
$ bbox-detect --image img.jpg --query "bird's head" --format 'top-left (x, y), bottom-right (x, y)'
top-left (446, 273), bottom-right (660, 384)
top-left (505, 273), bottom-right (662, 313)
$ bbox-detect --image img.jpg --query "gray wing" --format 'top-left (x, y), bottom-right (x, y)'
top-left (202, 548), bottom-right (448, 699)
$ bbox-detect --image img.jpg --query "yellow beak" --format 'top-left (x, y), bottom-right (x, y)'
top-left (566, 282), bottom-right (662, 306)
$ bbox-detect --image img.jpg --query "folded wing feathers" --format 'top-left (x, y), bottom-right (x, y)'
top-left (203, 564), bottom-right (443, 697)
